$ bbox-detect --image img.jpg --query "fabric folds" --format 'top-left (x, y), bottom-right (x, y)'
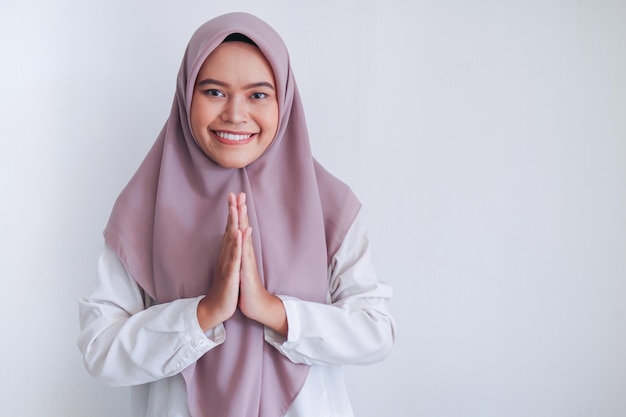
top-left (103, 12), bottom-right (360, 417)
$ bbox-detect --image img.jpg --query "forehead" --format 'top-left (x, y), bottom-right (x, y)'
top-left (196, 42), bottom-right (275, 81)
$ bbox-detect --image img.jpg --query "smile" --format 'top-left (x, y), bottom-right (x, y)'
top-left (213, 131), bottom-right (255, 142)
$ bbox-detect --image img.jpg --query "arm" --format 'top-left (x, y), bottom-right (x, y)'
top-left (265, 212), bottom-right (396, 366)
top-left (77, 245), bottom-right (224, 387)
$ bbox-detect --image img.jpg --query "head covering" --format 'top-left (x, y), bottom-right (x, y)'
top-left (104, 12), bottom-right (360, 417)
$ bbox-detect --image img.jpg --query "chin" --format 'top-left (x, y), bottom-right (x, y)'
top-left (215, 157), bottom-right (251, 169)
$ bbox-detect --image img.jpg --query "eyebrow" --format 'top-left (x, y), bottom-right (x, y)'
top-left (196, 78), bottom-right (275, 90)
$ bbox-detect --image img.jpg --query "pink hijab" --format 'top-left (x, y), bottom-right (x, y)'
top-left (104, 12), bottom-right (360, 417)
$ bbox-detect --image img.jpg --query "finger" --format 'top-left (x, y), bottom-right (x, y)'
top-left (225, 193), bottom-right (239, 232)
top-left (233, 229), bottom-right (243, 271)
top-left (218, 227), bottom-right (242, 282)
top-left (239, 202), bottom-right (249, 232)
top-left (228, 192), bottom-right (237, 208)
top-left (238, 193), bottom-right (249, 231)
top-left (241, 227), bottom-right (257, 268)
top-left (224, 228), bottom-right (242, 267)
top-left (242, 226), bottom-right (251, 244)
top-left (234, 193), bottom-right (242, 228)
top-left (223, 203), bottom-right (237, 237)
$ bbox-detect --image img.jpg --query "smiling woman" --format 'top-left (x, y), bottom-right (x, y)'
top-left (77, 11), bottom-right (394, 417)
top-left (190, 39), bottom-right (279, 169)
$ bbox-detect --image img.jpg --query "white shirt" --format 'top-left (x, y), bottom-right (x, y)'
top-left (78, 213), bottom-right (395, 417)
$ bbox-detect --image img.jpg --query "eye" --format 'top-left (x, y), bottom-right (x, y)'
top-left (203, 89), bottom-right (224, 97)
top-left (250, 92), bottom-right (267, 100)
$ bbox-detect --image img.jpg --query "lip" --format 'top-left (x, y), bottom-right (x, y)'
top-left (211, 130), bottom-right (257, 145)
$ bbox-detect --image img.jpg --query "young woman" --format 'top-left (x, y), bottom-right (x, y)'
top-left (78, 12), bottom-right (395, 417)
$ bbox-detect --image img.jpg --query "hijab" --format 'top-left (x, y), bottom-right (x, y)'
top-left (104, 12), bottom-right (361, 417)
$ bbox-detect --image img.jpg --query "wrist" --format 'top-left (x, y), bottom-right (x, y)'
top-left (197, 297), bottom-right (228, 332)
top-left (259, 294), bottom-right (288, 337)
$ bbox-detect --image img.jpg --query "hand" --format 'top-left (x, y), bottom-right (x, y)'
top-left (235, 192), bottom-right (264, 317)
top-left (197, 193), bottom-right (242, 332)
top-left (236, 193), bottom-right (289, 337)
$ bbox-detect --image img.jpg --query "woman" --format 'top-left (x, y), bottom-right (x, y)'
top-left (78, 12), bottom-right (395, 417)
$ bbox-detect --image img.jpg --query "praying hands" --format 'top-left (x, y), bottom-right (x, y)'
top-left (197, 192), bottom-right (288, 336)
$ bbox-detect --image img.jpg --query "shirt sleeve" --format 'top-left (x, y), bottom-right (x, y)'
top-left (264, 212), bottom-right (396, 366)
top-left (77, 245), bottom-right (225, 387)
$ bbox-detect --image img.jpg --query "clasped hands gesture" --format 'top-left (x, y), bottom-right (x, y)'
top-left (197, 192), bottom-right (288, 336)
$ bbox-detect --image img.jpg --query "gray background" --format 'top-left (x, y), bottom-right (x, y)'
top-left (1, 0), bottom-right (625, 416)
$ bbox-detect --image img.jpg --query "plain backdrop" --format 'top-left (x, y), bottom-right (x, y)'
top-left (1, 1), bottom-right (625, 416)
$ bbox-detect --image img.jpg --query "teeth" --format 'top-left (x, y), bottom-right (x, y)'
top-left (215, 131), bottom-right (252, 141)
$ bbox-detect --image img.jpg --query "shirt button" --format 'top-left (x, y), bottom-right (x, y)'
top-left (197, 338), bottom-right (207, 347)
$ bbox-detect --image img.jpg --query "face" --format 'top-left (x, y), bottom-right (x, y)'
top-left (190, 41), bottom-right (279, 168)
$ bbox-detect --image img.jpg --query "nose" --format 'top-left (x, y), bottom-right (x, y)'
top-left (221, 95), bottom-right (248, 124)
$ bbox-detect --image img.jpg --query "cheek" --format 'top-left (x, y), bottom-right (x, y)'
top-left (189, 99), bottom-right (215, 136)
top-left (189, 98), bottom-right (202, 136)
top-left (264, 105), bottom-right (279, 135)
